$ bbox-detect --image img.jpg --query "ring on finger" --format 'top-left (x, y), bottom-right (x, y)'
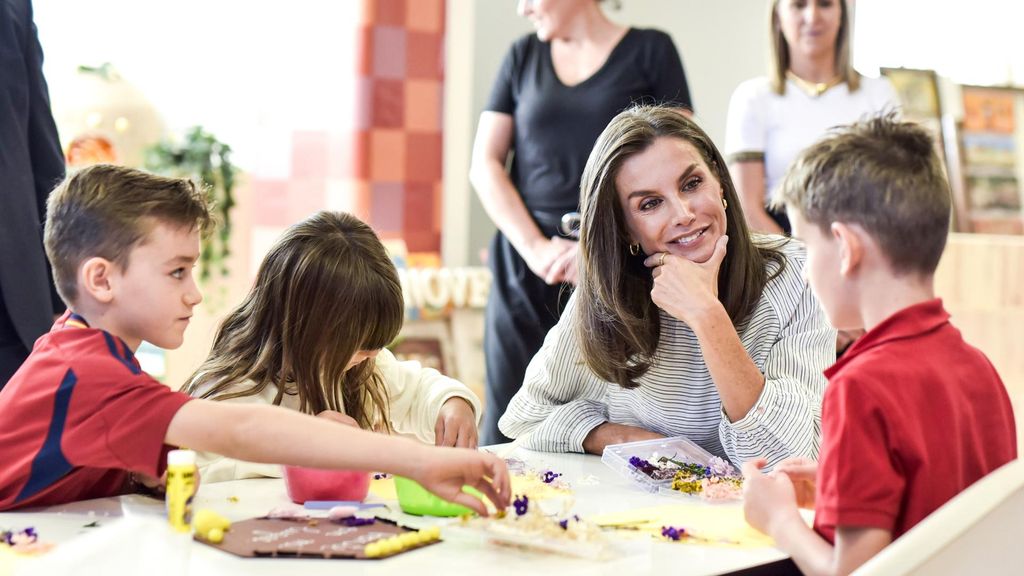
top-left (659, 252), bottom-right (667, 266)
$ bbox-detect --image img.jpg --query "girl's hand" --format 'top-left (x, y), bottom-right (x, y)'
top-left (435, 397), bottom-right (479, 449)
top-left (645, 235), bottom-right (729, 324)
top-left (409, 446), bottom-right (510, 516)
top-left (742, 458), bottom-right (803, 537)
top-left (317, 410), bottom-right (359, 427)
top-left (775, 457), bottom-right (818, 509)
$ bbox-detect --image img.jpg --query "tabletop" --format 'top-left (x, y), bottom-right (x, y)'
top-left (1, 446), bottom-right (798, 576)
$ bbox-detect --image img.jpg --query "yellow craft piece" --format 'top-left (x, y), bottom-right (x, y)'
top-left (193, 508), bottom-right (231, 542)
top-left (590, 503), bottom-right (787, 548)
top-left (206, 528), bottom-right (224, 544)
top-left (369, 477), bottom-right (398, 500)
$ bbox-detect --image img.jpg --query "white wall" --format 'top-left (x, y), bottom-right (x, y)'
top-left (443, 0), bottom-right (768, 266)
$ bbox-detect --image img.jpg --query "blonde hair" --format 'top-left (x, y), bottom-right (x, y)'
top-left (44, 164), bottom-right (212, 305)
top-left (185, 211), bottom-right (402, 431)
top-left (768, 0), bottom-right (859, 95)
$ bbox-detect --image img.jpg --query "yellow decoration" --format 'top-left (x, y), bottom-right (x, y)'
top-left (206, 528), bottom-right (224, 544)
top-left (193, 509), bottom-right (232, 542)
top-left (590, 504), bottom-right (810, 548)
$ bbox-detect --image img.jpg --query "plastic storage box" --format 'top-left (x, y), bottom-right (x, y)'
top-left (601, 436), bottom-right (725, 494)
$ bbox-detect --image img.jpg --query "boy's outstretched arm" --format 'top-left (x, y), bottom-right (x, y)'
top-left (165, 400), bottom-right (510, 514)
top-left (742, 459), bottom-right (892, 576)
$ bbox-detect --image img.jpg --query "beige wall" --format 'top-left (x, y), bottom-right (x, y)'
top-left (935, 234), bottom-right (1024, 448)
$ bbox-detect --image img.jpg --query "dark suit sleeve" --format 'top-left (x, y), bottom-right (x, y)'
top-left (23, 0), bottom-right (65, 312)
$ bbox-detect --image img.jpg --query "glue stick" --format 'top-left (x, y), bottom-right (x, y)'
top-left (166, 449), bottom-right (197, 532)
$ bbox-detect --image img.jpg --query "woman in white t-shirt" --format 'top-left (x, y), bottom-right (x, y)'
top-left (725, 0), bottom-right (898, 235)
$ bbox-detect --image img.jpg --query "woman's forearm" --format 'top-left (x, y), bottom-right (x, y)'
top-left (689, 305), bottom-right (766, 422)
top-left (470, 158), bottom-right (546, 256)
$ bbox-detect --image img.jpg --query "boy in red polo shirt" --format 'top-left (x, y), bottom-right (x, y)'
top-left (0, 164), bottom-right (509, 512)
top-left (742, 115), bottom-right (1016, 575)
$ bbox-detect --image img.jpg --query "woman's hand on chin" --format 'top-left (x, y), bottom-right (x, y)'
top-left (645, 234), bottom-right (728, 324)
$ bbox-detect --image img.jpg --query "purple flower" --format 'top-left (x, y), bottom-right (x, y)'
top-left (513, 495), bottom-right (529, 516)
top-left (341, 517), bottom-right (376, 527)
top-left (3, 527), bottom-right (38, 546)
top-left (708, 456), bottom-right (737, 477)
top-left (539, 470), bottom-right (562, 484)
top-left (661, 526), bottom-right (686, 541)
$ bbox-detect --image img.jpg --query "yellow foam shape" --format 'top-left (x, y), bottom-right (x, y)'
top-left (590, 503), bottom-right (782, 548)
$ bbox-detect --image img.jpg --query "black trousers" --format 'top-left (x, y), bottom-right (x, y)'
top-left (482, 230), bottom-right (572, 445)
top-left (767, 204), bottom-right (792, 235)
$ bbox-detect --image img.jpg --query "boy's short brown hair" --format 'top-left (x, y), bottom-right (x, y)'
top-left (44, 164), bottom-right (213, 304)
top-left (773, 113), bottom-right (951, 276)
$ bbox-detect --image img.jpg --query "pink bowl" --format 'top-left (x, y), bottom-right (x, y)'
top-left (282, 466), bottom-right (371, 504)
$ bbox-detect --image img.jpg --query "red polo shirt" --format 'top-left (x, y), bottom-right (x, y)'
top-left (0, 312), bottom-right (191, 510)
top-left (814, 299), bottom-right (1016, 543)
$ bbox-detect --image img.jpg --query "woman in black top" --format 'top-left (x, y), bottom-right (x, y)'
top-left (469, 0), bottom-right (692, 444)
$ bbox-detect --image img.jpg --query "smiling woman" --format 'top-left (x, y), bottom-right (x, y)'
top-left (498, 105), bottom-right (837, 469)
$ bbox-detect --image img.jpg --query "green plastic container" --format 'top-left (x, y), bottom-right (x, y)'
top-left (393, 476), bottom-right (483, 517)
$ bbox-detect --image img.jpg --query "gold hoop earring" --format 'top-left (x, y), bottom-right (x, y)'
top-left (628, 243), bottom-right (640, 256)
top-left (722, 197), bottom-right (728, 210)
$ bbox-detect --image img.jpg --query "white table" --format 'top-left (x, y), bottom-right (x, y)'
top-left (1, 447), bottom-right (796, 575)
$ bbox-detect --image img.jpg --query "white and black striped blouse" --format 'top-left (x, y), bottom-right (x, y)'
top-left (498, 238), bottom-right (836, 468)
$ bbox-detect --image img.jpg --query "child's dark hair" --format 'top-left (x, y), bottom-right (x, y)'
top-left (185, 211), bottom-right (403, 431)
top-left (44, 164), bottom-right (212, 305)
top-left (773, 112), bottom-right (952, 276)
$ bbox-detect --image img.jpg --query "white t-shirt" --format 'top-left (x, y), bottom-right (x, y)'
top-left (724, 75), bottom-right (899, 203)
top-left (190, 347), bottom-right (482, 482)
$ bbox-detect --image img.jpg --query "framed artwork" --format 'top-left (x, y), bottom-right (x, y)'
top-left (881, 68), bottom-right (957, 220)
top-left (882, 67), bottom-right (942, 119)
top-left (956, 85), bottom-right (1024, 234)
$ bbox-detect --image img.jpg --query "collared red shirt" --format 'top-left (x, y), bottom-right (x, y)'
top-left (814, 299), bottom-right (1017, 542)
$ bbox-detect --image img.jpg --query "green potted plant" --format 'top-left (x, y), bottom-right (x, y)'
top-left (145, 127), bottom-right (236, 281)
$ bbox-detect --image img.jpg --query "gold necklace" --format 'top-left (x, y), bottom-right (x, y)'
top-left (786, 71), bottom-right (843, 97)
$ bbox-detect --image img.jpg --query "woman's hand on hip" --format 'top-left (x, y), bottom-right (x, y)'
top-left (524, 236), bottom-right (577, 284)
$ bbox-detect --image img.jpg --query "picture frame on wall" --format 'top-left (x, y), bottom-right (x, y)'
top-left (882, 67), bottom-right (942, 120)
top-left (956, 85), bottom-right (1024, 234)
top-left (880, 68), bottom-right (963, 226)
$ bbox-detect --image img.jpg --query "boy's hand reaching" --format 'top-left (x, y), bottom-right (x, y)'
top-left (742, 458), bottom-right (803, 538)
top-left (435, 397), bottom-right (478, 448)
top-left (409, 447), bottom-right (510, 516)
top-left (774, 457), bottom-right (817, 509)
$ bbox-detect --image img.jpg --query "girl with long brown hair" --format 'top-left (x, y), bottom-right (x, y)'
top-left (185, 211), bottom-right (480, 482)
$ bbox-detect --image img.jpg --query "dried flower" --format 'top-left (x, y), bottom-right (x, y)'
top-left (539, 470), bottom-right (563, 484)
top-left (513, 495), bottom-right (530, 516)
top-left (341, 517), bottom-right (376, 527)
top-left (661, 526), bottom-right (686, 541)
top-left (2, 527), bottom-right (38, 546)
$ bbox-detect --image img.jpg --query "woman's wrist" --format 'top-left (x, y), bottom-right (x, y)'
top-left (687, 300), bottom-right (730, 335)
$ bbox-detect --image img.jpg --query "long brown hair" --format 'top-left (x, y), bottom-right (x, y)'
top-left (576, 105), bottom-right (786, 389)
top-left (185, 211), bottom-right (403, 431)
top-left (768, 0), bottom-right (859, 95)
